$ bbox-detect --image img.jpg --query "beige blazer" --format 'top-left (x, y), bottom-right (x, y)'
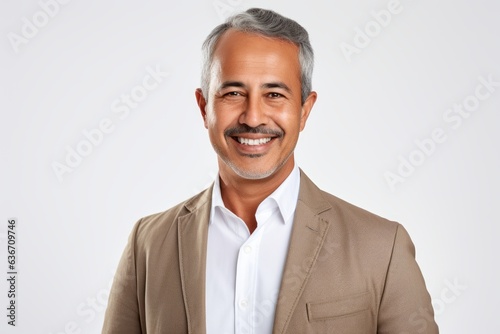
top-left (102, 171), bottom-right (438, 333)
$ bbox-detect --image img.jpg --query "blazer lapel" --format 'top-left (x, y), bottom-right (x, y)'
top-left (272, 171), bottom-right (332, 334)
top-left (177, 188), bottom-right (212, 334)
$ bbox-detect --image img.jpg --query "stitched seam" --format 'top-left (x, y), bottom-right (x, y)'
top-left (377, 223), bottom-right (400, 316)
top-left (306, 291), bottom-right (369, 322)
top-left (312, 291), bottom-right (369, 307)
top-left (280, 215), bottom-right (330, 333)
top-left (310, 308), bottom-right (369, 322)
top-left (178, 220), bottom-right (191, 333)
top-left (130, 218), bottom-right (143, 332)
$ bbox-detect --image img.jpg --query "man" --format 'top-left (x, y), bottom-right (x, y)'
top-left (102, 8), bottom-right (438, 333)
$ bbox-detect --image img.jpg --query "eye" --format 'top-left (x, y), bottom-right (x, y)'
top-left (224, 91), bottom-right (242, 97)
top-left (267, 92), bottom-right (284, 98)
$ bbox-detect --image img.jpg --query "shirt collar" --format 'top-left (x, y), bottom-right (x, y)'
top-left (210, 164), bottom-right (301, 225)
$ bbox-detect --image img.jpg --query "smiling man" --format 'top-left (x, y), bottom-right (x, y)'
top-left (102, 8), bottom-right (438, 334)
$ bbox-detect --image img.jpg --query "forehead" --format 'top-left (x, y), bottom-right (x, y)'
top-left (211, 29), bottom-right (301, 82)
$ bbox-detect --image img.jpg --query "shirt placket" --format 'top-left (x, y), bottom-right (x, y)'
top-left (234, 236), bottom-right (258, 334)
top-left (234, 206), bottom-right (275, 334)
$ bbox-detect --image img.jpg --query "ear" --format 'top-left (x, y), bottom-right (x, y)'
top-left (195, 88), bottom-right (209, 129)
top-left (299, 91), bottom-right (317, 131)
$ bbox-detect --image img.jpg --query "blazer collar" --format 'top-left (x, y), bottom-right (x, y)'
top-left (177, 185), bottom-right (212, 334)
top-left (272, 169), bottom-right (333, 334)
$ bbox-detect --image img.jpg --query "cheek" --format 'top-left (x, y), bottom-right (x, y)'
top-left (210, 106), bottom-right (238, 129)
top-left (204, 105), bottom-right (222, 129)
top-left (277, 112), bottom-right (302, 133)
top-left (205, 111), bottom-right (229, 138)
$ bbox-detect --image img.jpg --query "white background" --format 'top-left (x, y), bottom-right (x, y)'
top-left (1, 0), bottom-right (498, 333)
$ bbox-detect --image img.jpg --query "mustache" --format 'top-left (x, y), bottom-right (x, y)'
top-left (224, 125), bottom-right (284, 137)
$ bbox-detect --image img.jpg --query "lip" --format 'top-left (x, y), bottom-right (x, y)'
top-left (231, 133), bottom-right (275, 139)
top-left (229, 135), bottom-right (277, 155)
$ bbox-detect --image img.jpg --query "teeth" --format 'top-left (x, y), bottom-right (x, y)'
top-left (237, 137), bottom-right (272, 145)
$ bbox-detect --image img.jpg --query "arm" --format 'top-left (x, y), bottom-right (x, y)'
top-left (377, 224), bottom-right (439, 334)
top-left (102, 220), bottom-right (142, 334)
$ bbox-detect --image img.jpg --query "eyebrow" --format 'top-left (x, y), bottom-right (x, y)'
top-left (262, 82), bottom-right (292, 94)
top-left (219, 81), bottom-right (246, 90)
top-left (218, 81), bottom-right (293, 94)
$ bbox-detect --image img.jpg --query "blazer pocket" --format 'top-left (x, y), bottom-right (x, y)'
top-left (306, 291), bottom-right (370, 322)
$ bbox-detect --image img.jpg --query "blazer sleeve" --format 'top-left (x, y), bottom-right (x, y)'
top-left (102, 220), bottom-right (143, 334)
top-left (377, 224), bottom-right (439, 333)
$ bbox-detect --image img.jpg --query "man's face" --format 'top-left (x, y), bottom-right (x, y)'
top-left (196, 29), bottom-right (316, 180)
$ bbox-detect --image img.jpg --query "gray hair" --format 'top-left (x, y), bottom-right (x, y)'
top-left (201, 8), bottom-right (314, 104)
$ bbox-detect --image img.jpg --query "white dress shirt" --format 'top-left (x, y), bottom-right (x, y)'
top-left (205, 164), bottom-right (300, 334)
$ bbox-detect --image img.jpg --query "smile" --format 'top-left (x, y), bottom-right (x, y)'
top-left (236, 137), bottom-right (273, 146)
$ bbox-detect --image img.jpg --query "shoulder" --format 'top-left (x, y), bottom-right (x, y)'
top-left (299, 170), bottom-right (401, 246)
top-left (321, 189), bottom-right (398, 232)
top-left (299, 173), bottom-right (419, 280)
top-left (129, 186), bottom-right (212, 246)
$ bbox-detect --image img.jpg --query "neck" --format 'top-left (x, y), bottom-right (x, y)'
top-left (218, 159), bottom-right (295, 233)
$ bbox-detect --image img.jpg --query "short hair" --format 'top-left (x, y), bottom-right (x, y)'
top-left (201, 8), bottom-right (314, 104)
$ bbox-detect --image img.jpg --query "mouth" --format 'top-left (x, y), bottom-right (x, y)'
top-left (233, 137), bottom-right (274, 146)
top-left (225, 126), bottom-right (283, 155)
top-left (229, 135), bottom-right (278, 155)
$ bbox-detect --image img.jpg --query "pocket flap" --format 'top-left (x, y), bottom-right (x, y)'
top-left (307, 291), bottom-right (370, 321)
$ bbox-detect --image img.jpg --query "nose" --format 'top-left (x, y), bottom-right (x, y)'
top-left (238, 94), bottom-right (268, 128)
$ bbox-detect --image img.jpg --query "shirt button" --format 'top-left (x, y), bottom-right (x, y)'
top-left (244, 245), bottom-right (252, 254)
top-left (239, 299), bottom-right (248, 309)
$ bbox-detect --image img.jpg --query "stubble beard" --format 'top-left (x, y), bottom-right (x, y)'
top-left (211, 123), bottom-right (292, 180)
top-left (216, 144), bottom-right (295, 180)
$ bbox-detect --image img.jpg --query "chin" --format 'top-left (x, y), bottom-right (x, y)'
top-left (220, 157), bottom-right (279, 180)
top-left (224, 156), bottom-right (292, 180)
top-left (231, 166), bottom-right (277, 180)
